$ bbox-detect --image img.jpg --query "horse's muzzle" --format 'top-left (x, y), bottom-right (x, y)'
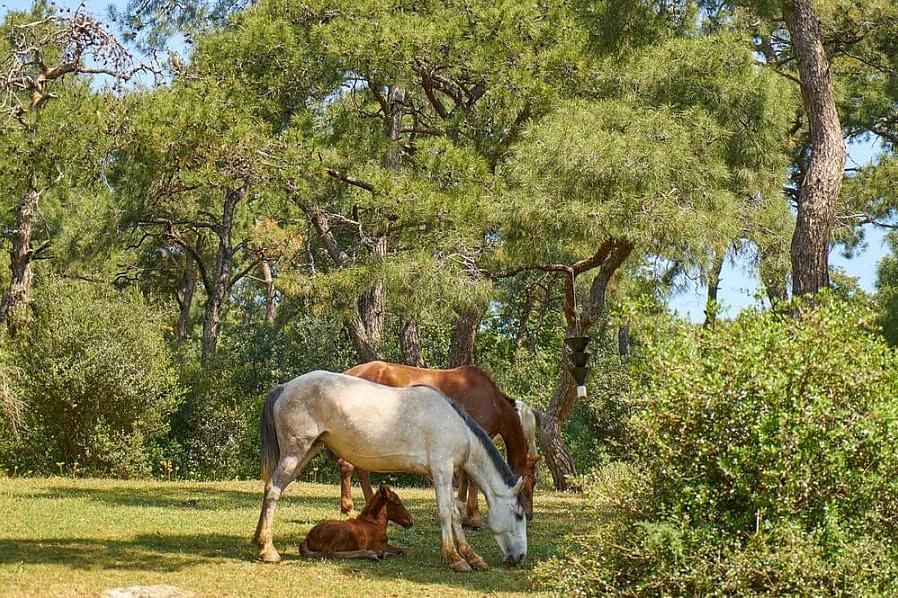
top-left (505, 552), bottom-right (526, 566)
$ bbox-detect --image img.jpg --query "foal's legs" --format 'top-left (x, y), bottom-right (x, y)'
top-left (433, 466), bottom-right (471, 572)
top-left (255, 439), bottom-right (320, 563)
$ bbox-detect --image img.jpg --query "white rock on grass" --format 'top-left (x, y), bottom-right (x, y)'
top-left (103, 585), bottom-right (194, 598)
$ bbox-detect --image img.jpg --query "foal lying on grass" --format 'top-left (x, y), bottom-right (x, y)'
top-left (300, 483), bottom-right (413, 560)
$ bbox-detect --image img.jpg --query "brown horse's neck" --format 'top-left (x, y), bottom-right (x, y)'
top-left (359, 490), bottom-right (389, 527)
top-left (495, 393), bottom-right (530, 474)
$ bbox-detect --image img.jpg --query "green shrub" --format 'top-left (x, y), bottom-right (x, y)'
top-left (4, 278), bottom-right (182, 477)
top-left (533, 295), bottom-right (898, 596)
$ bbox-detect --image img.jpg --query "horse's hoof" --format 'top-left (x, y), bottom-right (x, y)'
top-left (259, 547), bottom-right (282, 563)
top-left (467, 555), bottom-right (489, 571)
top-left (462, 520), bottom-right (482, 531)
top-left (449, 558), bottom-right (472, 572)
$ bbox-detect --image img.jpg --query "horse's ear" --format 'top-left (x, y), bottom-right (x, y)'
top-left (512, 476), bottom-right (524, 495)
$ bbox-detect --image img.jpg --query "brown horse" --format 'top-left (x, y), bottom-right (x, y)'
top-left (300, 483), bottom-right (413, 560)
top-left (340, 361), bottom-right (539, 528)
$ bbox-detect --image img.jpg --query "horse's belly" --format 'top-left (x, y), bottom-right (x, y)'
top-left (323, 433), bottom-right (431, 475)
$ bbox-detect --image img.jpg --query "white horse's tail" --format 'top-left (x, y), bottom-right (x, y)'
top-left (260, 384), bottom-right (285, 482)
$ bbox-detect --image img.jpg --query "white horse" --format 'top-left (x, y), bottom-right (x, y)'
top-left (253, 370), bottom-right (528, 571)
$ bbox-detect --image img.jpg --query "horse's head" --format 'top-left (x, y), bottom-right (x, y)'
top-left (381, 483), bottom-right (414, 529)
top-left (517, 454), bottom-right (542, 523)
top-left (487, 476), bottom-right (528, 566)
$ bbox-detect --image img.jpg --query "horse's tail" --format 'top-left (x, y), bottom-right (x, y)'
top-left (260, 384), bottom-right (285, 482)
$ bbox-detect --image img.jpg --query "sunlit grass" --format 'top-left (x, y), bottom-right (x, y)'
top-left (0, 477), bottom-right (582, 597)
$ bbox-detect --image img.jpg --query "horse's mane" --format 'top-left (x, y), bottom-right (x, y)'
top-left (410, 384), bottom-right (518, 488)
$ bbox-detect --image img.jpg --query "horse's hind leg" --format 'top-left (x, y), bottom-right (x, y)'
top-left (358, 469), bottom-right (374, 503)
top-left (256, 439), bottom-right (321, 563)
top-left (463, 479), bottom-right (483, 530)
top-left (338, 458), bottom-right (356, 515)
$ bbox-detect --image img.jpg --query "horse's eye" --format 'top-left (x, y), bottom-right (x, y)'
top-left (514, 512), bottom-right (524, 522)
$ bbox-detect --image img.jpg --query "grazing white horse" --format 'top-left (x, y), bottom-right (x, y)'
top-left (253, 371), bottom-right (528, 571)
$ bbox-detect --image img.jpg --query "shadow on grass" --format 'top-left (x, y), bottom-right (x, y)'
top-left (0, 533), bottom-right (252, 572)
top-left (32, 484), bottom-right (434, 514)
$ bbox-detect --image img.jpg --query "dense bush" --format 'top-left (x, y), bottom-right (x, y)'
top-left (173, 304), bottom-right (357, 480)
top-left (533, 295), bottom-right (898, 596)
top-left (2, 278), bottom-right (182, 477)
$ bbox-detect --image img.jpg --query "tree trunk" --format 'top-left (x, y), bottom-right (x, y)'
top-left (399, 318), bottom-right (426, 367)
top-left (514, 287), bottom-right (536, 351)
top-left (528, 280), bottom-right (554, 354)
top-left (784, 0), bottom-right (847, 296)
top-left (260, 257), bottom-right (276, 326)
top-left (383, 86), bottom-right (406, 170)
top-left (539, 373), bottom-right (579, 491)
top-left (176, 252), bottom-right (196, 342)
top-left (618, 323), bottom-right (630, 357)
top-left (0, 188), bottom-right (39, 335)
top-left (704, 247), bottom-right (725, 327)
top-left (358, 235), bottom-right (387, 357)
top-left (542, 242), bottom-right (632, 490)
top-left (201, 188), bottom-right (241, 358)
top-left (449, 306), bottom-right (483, 367)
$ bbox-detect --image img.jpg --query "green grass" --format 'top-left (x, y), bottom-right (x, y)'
top-left (0, 477), bottom-right (583, 597)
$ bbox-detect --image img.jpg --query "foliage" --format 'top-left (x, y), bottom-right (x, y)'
top-left (875, 231), bottom-right (898, 346)
top-left (3, 278), bottom-right (182, 478)
top-left (533, 295), bottom-right (898, 595)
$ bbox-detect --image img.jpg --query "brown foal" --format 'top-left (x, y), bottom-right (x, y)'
top-left (300, 483), bottom-right (413, 560)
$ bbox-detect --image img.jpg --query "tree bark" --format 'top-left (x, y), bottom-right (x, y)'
top-left (783, 0), bottom-right (847, 296)
top-left (618, 323), bottom-right (630, 357)
top-left (176, 251), bottom-right (196, 342)
top-left (514, 287), bottom-right (536, 351)
top-left (201, 188), bottom-right (241, 358)
top-left (449, 306), bottom-right (484, 367)
top-left (260, 257), bottom-right (276, 326)
top-left (704, 247), bottom-right (725, 327)
top-left (359, 235), bottom-right (387, 356)
top-left (539, 372), bottom-right (578, 490)
top-left (0, 187), bottom-right (39, 335)
top-left (399, 318), bottom-right (426, 367)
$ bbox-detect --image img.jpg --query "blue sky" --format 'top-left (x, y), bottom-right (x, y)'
top-left (4, 0), bottom-right (891, 322)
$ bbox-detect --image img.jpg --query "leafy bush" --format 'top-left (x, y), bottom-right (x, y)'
top-left (3, 278), bottom-right (182, 478)
top-left (173, 304), bottom-right (357, 480)
top-left (533, 295), bottom-right (898, 596)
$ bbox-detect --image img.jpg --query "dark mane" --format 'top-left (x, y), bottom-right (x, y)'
top-left (411, 384), bottom-right (518, 488)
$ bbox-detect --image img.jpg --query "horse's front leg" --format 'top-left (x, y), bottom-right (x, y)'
top-left (338, 458), bottom-right (356, 515)
top-left (433, 467), bottom-right (471, 572)
top-left (450, 486), bottom-right (489, 571)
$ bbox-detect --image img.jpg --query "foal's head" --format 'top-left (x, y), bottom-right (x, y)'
top-left (363, 483), bottom-right (414, 529)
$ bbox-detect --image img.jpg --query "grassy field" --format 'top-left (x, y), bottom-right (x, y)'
top-left (0, 477), bottom-right (582, 597)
